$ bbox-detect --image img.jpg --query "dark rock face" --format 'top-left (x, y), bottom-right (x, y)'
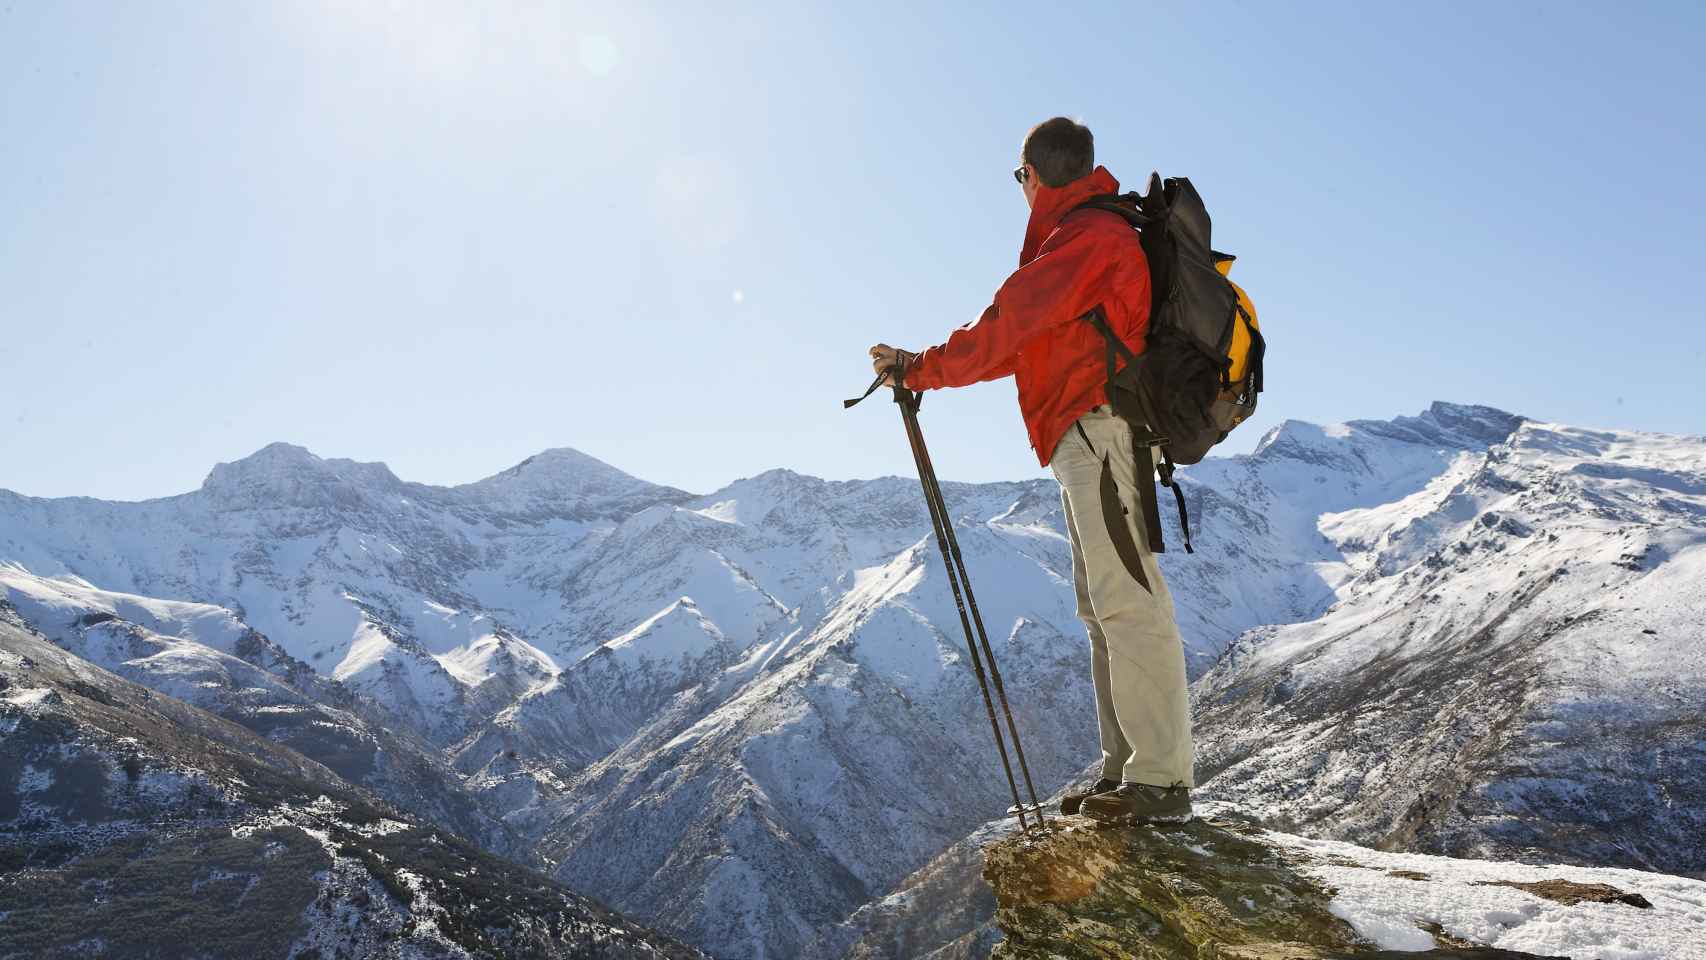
top-left (980, 818), bottom-right (1564, 960)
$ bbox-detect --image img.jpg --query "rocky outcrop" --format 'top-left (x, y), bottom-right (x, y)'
top-left (981, 817), bottom-right (1563, 959)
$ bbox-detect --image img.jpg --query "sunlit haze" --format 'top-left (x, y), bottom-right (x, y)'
top-left (3, 2), bottom-right (1702, 500)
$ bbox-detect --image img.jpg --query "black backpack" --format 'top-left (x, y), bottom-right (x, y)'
top-left (1074, 173), bottom-right (1266, 553)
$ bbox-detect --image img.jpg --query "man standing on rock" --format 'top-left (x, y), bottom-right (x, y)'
top-left (868, 117), bottom-right (1193, 823)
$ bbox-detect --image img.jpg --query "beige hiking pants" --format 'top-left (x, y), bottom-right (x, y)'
top-left (1050, 405), bottom-right (1194, 787)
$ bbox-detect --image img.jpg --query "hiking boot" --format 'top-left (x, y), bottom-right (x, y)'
top-left (1060, 777), bottom-right (1121, 816)
top-left (1079, 781), bottom-right (1192, 823)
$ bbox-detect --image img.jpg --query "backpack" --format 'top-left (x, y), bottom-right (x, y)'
top-left (1074, 174), bottom-right (1265, 553)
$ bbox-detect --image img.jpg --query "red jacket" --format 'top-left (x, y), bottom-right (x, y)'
top-left (905, 166), bottom-right (1150, 466)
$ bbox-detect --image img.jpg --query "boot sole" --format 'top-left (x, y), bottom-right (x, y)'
top-left (1080, 808), bottom-right (1193, 825)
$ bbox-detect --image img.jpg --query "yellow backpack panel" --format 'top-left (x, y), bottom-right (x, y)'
top-left (1214, 254), bottom-right (1260, 386)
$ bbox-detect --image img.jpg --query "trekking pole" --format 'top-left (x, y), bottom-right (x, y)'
top-left (893, 388), bottom-right (1031, 832)
top-left (844, 369), bottom-right (1049, 834)
top-left (901, 399), bottom-right (1048, 830)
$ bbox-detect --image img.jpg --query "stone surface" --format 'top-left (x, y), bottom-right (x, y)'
top-left (983, 817), bottom-right (1365, 959)
top-left (981, 817), bottom-right (1565, 960)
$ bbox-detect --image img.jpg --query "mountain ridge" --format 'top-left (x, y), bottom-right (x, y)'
top-left (2, 400), bottom-right (1542, 508)
top-left (4, 400), bottom-right (1701, 958)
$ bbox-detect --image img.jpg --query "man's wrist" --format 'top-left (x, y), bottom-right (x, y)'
top-left (897, 348), bottom-right (921, 386)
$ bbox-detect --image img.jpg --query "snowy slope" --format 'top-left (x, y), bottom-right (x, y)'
top-left (530, 530), bottom-right (1101, 956)
top-left (1268, 831), bottom-right (1706, 958)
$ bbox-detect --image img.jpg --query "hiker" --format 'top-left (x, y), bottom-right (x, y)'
top-left (868, 117), bottom-right (1192, 823)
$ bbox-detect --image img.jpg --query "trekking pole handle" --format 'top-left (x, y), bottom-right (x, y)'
top-left (887, 366), bottom-right (921, 411)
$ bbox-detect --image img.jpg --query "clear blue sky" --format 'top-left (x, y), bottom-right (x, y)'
top-left (3, 1), bottom-right (1702, 501)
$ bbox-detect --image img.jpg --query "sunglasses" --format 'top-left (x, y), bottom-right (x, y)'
top-left (1012, 164), bottom-right (1029, 185)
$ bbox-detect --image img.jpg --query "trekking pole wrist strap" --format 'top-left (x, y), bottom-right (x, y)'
top-left (843, 350), bottom-right (916, 409)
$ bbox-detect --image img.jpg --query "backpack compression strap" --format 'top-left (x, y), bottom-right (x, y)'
top-left (1077, 420), bottom-right (1168, 558)
top-left (1156, 450), bottom-right (1193, 554)
top-left (1135, 437), bottom-right (1169, 554)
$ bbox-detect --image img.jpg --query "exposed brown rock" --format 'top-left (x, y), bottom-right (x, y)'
top-left (984, 817), bottom-right (1364, 959)
top-left (1474, 878), bottom-right (1653, 909)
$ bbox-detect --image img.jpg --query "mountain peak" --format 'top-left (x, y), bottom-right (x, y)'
top-left (246, 441), bottom-right (317, 462)
top-left (582, 596), bottom-right (726, 669)
top-left (200, 443), bottom-right (401, 508)
top-left (1251, 402), bottom-right (1526, 461)
top-left (467, 447), bottom-right (664, 497)
top-left (751, 467), bottom-right (805, 482)
top-left (512, 447), bottom-right (611, 471)
top-left (1396, 400), bottom-right (1527, 446)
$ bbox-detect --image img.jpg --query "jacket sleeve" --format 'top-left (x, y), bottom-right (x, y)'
top-left (903, 303), bottom-right (1014, 390)
top-left (905, 220), bottom-right (1112, 390)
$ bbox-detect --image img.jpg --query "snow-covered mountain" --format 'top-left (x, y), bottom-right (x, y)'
top-left (2, 401), bottom-right (1701, 958)
top-left (1192, 413), bottom-right (1706, 876)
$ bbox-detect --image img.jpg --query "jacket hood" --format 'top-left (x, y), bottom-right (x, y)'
top-left (1020, 165), bottom-right (1121, 265)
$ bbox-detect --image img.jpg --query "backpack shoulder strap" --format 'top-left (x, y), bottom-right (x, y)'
top-left (1072, 192), bottom-right (1152, 230)
top-left (1084, 306), bottom-right (1138, 363)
